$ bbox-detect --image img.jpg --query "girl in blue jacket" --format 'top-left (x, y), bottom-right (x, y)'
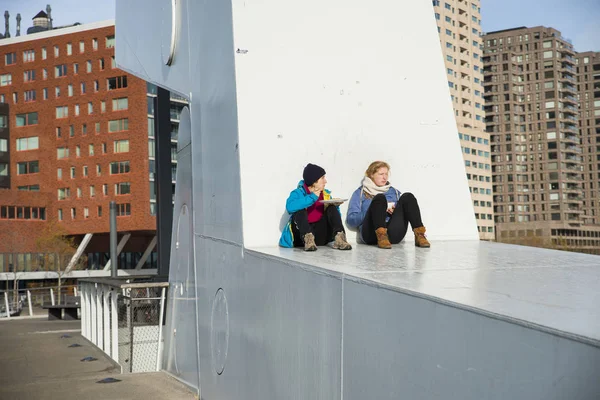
top-left (346, 161), bottom-right (430, 249)
top-left (279, 163), bottom-right (352, 251)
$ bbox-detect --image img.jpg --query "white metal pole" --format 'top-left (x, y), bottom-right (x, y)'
top-left (90, 284), bottom-right (97, 345)
top-left (110, 289), bottom-right (119, 362)
top-left (74, 286), bottom-right (78, 297)
top-left (81, 284), bottom-right (87, 338)
top-left (4, 292), bottom-right (10, 319)
top-left (96, 285), bottom-right (103, 350)
top-left (156, 287), bottom-right (166, 371)
top-left (27, 290), bottom-right (33, 316)
top-left (50, 288), bottom-right (55, 306)
top-left (103, 286), bottom-right (110, 354)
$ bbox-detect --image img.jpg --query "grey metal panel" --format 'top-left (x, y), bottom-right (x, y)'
top-left (193, 240), bottom-right (342, 400)
top-left (253, 241), bottom-right (600, 344)
top-left (342, 279), bottom-right (600, 400)
top-left (163, 108), bottom-right (199, 390)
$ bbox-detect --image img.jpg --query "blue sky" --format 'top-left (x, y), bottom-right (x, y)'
top-left (2, 1), bottom-right (599, 52)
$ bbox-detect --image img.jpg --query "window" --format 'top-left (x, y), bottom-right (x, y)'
top-left (77, 188), bottom-right (82, 198)
top-left (79, 40), bottom-right (85, 53)
top-left (5, 52), bottom-right (16, 65)
top-left (114, 139), bottom-right (130, 153)
top-left (58, 188), bottom-right (71, 200)
top-left (102, 143), bottom-right (107, 154)
top-left (56, 106), bottom-right (68, 119)
top-left (89, 144), bottom-right (95, 156)
top-left (444, 3), bottom-right (451, 9)
top-left (55, 86), bottom-right (61, 97)
top-left (93, 38), bottom-right (98, 50)
top-left (112, 98), bottom-right (128, 111)
top-left (57, 168), bottom-right (62, 179)
top-left (57, 147), bottom-right (69, 159)
top-left (55, 64), bottom-right (67, 77)
top-left (543, 51), bottom-right (553, 59)
top-left (58, 209), bottom-right (63, 220)
top-left (0, 163), bottom-right (7, 176)
top-left (445, 16), bottom-right (451, 23)
top-left (43, 88), bottom-right (48, 100)
top-left (86, 60), bottom-right (92, 73)
top-left (69, 125), bottom-right (75, 137)
top-left (0, 138), bottom-right (6, 152)
top-left (16, 161), bottom-right (39, 175)
top-left (76, 145), bottom-right (81, 157)
top-left (75, 104), bottom-right (80, 116)
top-left (97, 164), bottom-right (102, 176)
top-left (446, 42), bottom-right (453, 49)
top-left (88, 102), bottom-right (94, 114)
top-left (42, 47), bottom-right (47, 59)
top-left (16, 137), bottom-right (39, 151)
top-left (82, 124), bottom-right (87, 135)
top-left (115, 182), bottom-right (131, 195)
top-left (54, 45), bottom-right (59, 57)
top-left (24, 90), bottom-right (36, 102)
top-left (99, 58), bottom-right (105, 70)
top-left (95, 122), bottom-right (100, 133)
top-left (66, 43), bottom-right (72, 55)
top-left (81, 82), bottom-right (86, 94)
top-left (68, 84), bottom-right (74, 97)
top-left (17, 185), bottom-right (40, 192)
top-left (71, 208), bottom-right (76, 219)
top-left (435, 13), bottom-right (440, 20)
top-left (101, 101), bottom-right (106, 113)
top-left (83, 166), bottom-right (88, 177)
top-left (103, 184), bottom-right (108, 195)
top-left (117, 203), bottom-right (131, 217)
top-left (94, 80), bottom-right (99, 92)
top-left (111, 56), bottom-right (116, 69)
top-left (74, 63), bottom-right (79, 74)
top-left (110, 161), bottom-right (130, 174)
top-left (106, 35), bottom-right (115, 48)
top-left (90, 185), bottom-right (95, 197)
top-left (0, 74), bottom-right (11, 86)
top-left (107, 76), bottom-right (128, 90)
top-left (108, 118), bottom-right (129, 132)
top-left (13, 92), bottom-right (18, 104)
top-left (98, 206), bottom-right (102, 217)
top-left (23, 70), bottom-right (35, 82)
top-left (446, 29), bottom-right (452, 36)
top-left (16, 112), bottom-right (38, 126)
top-left (70, 166), bottom-right (76, 179)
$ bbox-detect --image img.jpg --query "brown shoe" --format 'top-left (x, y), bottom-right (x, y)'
top-left (375, 227), bottom-right (392, 249)
top-left (333, 232), bottom-right (352, 250)
top-left (413, 226), bottom-right (430, 248)
top-left (303, 233), bottom-right (317, 251)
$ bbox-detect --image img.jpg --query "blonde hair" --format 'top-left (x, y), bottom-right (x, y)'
top-left (365, 161), bottom-right (391, 179)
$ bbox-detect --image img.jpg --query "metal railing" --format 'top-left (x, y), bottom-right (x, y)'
top-left (0, 285), bottom-right (78, 319)
top-left (80, 278), bottom-right (168, 373)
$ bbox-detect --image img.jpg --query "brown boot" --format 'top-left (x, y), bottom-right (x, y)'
top-left (413, 226), bottom-right (430, 248)
top-left (303, 233), bottom-right (317, 251)
top-left (333, 232), bottom-right (352, 250)
top-left (375, 227), bottom-right (392, 249)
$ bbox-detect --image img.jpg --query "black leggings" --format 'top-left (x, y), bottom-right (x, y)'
top-left (291, 206), bottom-right (345, 247)
top-left (361, 193), bottom-right (424, 245)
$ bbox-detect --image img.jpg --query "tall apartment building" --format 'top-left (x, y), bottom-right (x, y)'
top-left (576, 51), bottom-right (600, 225)
top-left (483, 27), bottom-right (600, 254)
top-left (432, 0), bottom-right (493, 240)
top-left (0, 15), bottom-right (182, 271)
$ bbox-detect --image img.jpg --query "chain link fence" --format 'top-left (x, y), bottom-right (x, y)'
top-left (116, 287), bottom-right (164, 373)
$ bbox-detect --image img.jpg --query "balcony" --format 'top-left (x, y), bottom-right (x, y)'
top-left (562, 145), bottom-right (582, 154)
top-left (561, 55), bottom-right (576, 65)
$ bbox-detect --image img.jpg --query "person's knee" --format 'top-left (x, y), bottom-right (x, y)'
top-left (400, 192), bottom-right (416, 201)
top-left (372, 193), bottom-right (387, 203)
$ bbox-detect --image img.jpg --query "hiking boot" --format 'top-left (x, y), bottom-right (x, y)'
top-left (303, 233), bottom-right (317, 251)
top-left (333, 232), bottom-right (352, 250)
top-left (413, 226), bottom-right (430, 248)
top-left (375, 227), bottom-right (392, 249)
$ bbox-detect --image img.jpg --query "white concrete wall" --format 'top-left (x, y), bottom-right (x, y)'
top-left (232, 0), bottom-right (479, 246)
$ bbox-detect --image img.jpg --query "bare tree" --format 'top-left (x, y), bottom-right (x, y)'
top-left (35, 221), bottom-right (87, 302)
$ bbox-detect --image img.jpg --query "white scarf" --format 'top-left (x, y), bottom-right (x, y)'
top-left (361, 176), bottom-right (390, 198)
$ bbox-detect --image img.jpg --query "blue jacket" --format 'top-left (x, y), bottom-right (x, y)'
top-left (279, 180), bottom-right (335, 247)
top-left (346, 186), bottom-right (401, 242)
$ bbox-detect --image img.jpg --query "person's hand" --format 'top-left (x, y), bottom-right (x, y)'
top-left (309, 186), bottom-right (322, 198)
top-left (386, 205), bottom-right (395, 214)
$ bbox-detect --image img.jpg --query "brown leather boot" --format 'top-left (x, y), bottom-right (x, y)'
top-left (375, 227), bottom-right (392, 249)
top-left (413, 226), bottom-right (430, 248)
top-left (303, 233), bottom-right (317, 251)
top-left (333, 232), bottom-right (352, 250)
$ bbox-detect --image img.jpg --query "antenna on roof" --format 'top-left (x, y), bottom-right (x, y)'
top-left (3, 11), bottom-right (10, 38)
top-left (16, 13), bottom-right (21, 36)
top-left (46, 4), bottom-right (53, 29)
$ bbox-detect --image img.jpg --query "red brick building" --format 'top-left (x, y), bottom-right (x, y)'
top-left (0, 19), bottom-right (166, 271)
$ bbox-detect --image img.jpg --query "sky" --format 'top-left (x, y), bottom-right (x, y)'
top-left (1, 0), bottom-right (599, 52)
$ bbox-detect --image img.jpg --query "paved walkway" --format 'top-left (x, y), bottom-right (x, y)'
top-left (0, 318), bottom-right (196, 400)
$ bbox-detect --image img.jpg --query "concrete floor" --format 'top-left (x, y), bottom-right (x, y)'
top-left (0, 318), bottom-right (197, 400)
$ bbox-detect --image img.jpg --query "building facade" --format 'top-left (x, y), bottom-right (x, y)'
top-left (483, 27), bottom-right (600, 254)
top-left (0, 19), bottom-right (168, 271)
top-left (433, 0), bottom-right (494, 240)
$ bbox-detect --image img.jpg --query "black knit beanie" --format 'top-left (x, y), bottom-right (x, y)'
top-left (303, 163), bottom-right (326, 187)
